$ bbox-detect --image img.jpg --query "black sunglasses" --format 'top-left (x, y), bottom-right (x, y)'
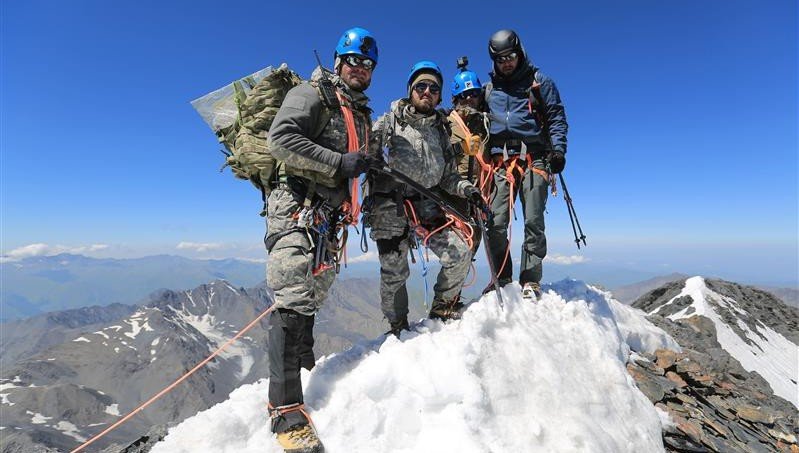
top-left (413, 82), bottom-right (441, 95)
top-left (344, 55), bottom-right (375, 70)
top-left (495, 52), bottom-right (519, 63)
top-left (457, 89), bottom-right (481, 100)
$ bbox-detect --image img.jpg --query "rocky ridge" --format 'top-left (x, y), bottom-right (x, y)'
top-left (628, 277), bottom-right (799, 452)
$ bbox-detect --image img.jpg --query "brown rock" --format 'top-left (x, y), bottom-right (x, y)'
top-left (677, 418), bottom-right (705, 445)
top-left (752, 390), bottom-right (769, 401)
top-left (703, 417), bottom-right (731, 438)
top-left (634, 357), bottom-right (666, 375)
top-left (667, 401), bottom-right (689, 414)
top-left (676, 393), bottom-right (698, 406)
top-left (675, 358), bottom-right (702, 374)
top-left (690, 373), bottom-right (716, 387)
top-left (655, 348), bottom-right (681, 370)
top-left (666, 371), bottom-right (688, 388)
top-left (769, 429), bottom-right (797, 444)
top-left (719, 381), bottom-right (736, 390)
top-left (736, 404), bottom-right (777, 425)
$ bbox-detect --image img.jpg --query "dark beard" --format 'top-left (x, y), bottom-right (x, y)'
top-left (412, 98), bottom-right (436, 114)
top-left (346, 78), bottom-right (371, 92)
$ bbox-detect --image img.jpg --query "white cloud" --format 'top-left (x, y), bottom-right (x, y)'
top-left (235, 257), bottom-right (267, 264)
top-left (176, 242), bottom-right (224, 253)
top-left (346, 251), bottom-right (380, 264)
top-left (545, 254), bottom-right (588, 265)
top-left (1, 243), bottom-right (109, 262)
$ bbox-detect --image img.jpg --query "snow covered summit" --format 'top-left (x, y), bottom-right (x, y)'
top-left (636, 276), bottom-right (798, 407)
top-left (152, 280), bottom-right (678, 453)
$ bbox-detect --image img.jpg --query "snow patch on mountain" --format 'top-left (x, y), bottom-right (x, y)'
top-left (650, 276), bottom-right (798, 406)
top-left (124, 311), bottom-right (155, 339)
top-left (152, 280), bottom-right (676, 453)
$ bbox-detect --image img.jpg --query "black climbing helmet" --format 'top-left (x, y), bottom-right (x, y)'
top-left (488, 29), bottom-right (525, 61)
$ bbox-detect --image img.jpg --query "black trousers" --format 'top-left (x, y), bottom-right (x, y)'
top-left (268, 308), bottom-right (315, 433)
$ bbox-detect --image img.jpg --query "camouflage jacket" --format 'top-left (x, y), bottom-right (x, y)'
top-left (446, 106), bottom-right (490, 183)
top-left (370, 99), bottom-right (471, 198)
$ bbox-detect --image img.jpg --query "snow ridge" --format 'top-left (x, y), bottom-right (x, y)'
top-left (152, 280), bottom-right (676, 453)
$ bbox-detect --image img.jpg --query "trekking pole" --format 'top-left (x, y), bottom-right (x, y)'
top-left (473, 207), bottom-right (504, 309)
top-left (558, 173), bottom-right (587, 248)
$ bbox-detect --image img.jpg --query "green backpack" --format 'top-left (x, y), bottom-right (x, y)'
top-left (193, 64), bottom-right (340, 215)
top-left (192, 64), bottom-right (302, 191)
top-left (192, 64), bottom-right (303, 213)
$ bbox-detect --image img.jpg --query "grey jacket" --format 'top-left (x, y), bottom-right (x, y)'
top-left (268, 67), bottom-right (372, 206)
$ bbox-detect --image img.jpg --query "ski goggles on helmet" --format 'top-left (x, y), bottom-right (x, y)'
top-left (494, 51), bottom-right (519, 63)
top-left (343, 55), bottom-right (375, 70)
top-left (456, 89), bottom-right (481, 100)
top-left (412, 82), bottom-right (441, 95)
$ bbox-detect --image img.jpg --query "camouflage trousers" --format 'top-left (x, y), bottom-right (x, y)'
top-left (264, 187), bottom-right (338, 433)
top-left (485, 159), bottom-right (549, 284)
top-left (369, 196), bottom-right (472, 324)
top-left (265, 188), bottom-right (336, 316)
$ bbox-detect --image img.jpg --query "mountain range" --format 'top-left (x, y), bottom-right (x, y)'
top-left (2, 274), bottom-right (797, 452)
top-left (3, 254), bottom-right (797, 323)
top-left (0, 277), bottom-right (388, 452)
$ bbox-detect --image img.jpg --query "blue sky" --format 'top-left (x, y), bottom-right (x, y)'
top-left (2, 0), bottom-right (797, 285)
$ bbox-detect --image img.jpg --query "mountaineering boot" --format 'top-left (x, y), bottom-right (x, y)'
top-left (522, 282), bottom-right (542, 300)
top-left (429, 300), bottom-right (465, 321)
top-left (276, 424), bottom-right (324, 453)
top-left (386, 318), bottom-right (409, 337)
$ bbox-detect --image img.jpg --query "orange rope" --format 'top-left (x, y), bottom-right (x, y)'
top-left (70, 304), bottom-right (278, 453)
top-left (449, 111), bottom-right (493, 201)
top-left (335, 91), bottom-right (363, 226)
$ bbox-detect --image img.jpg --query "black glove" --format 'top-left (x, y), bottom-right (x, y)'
top-left (339, 152), bottom-right (369, 178)
top-left (464, 185), bottom-right (488, 212)
top-left (364, 153), bottom-right (385, 170)
top-left (547, 151), bottom-right (566, 174)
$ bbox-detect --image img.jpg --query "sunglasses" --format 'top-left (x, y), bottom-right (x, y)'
top-left (344, 55), bottom-right (375, 70)
top-left (495, 52), bottom-right (519, 63)
top-left (412, 82), bottom-right (441, 95)
top-left (457, 89), bottom-right (481, 100)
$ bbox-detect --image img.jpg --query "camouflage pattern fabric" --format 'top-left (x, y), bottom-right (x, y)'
top-left (367, 99), bottom-right (475, 323)
top-left (445, 106), bottom-right (490, 254)
top-left (377, 226), bottom-right (471, 324)
top-left (266, 67), bottom-right (372, 314)
top-left (265, 189), bottom-right (336, 316)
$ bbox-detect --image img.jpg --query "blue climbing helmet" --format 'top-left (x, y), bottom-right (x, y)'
top-left (334, 27), bottom-right (379, 66)
top-left (406, 60), bottom-right (443, 98)
top-left (451, 69), bottom-right (482, 97)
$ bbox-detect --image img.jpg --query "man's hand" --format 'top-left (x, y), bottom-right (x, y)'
top-left (547, 151), bottom-right (566, 174)
top-left (339, 152), bottom-right (370, 178)
top-left (364, 153), bottom-right (385, 170)
top-left (464, 185), bottom-right (489, 214)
